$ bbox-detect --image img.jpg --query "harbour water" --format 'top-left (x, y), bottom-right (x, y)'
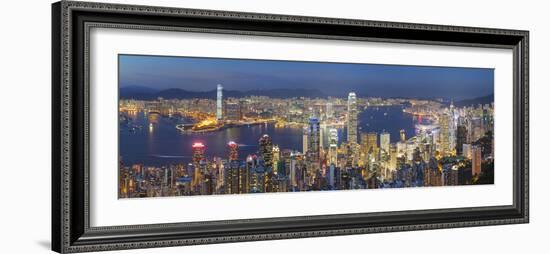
top-left (119, 105), bottom-right (417, 166)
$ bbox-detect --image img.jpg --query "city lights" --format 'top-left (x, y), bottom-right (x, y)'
top-left (119, 85), bottom-right (494, 198)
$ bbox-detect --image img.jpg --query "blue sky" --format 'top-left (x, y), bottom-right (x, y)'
top-left (119, 54), bottom-right (494, 100)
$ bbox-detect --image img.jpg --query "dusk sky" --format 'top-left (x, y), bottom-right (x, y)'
top-left (119, 54), bottom-right (494, 100)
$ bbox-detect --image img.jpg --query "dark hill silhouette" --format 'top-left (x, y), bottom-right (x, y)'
top-left (119, 87), bottom-right (326, 100)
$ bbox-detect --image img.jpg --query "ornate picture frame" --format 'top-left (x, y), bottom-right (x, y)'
top-left (52, 1), bottom-right (529, 253)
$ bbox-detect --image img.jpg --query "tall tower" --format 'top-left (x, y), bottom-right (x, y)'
top-left (192, 142), bottom-right (206, 168)
top-left (347, 92), bottom-right (358, 144)
top-left (439, 112), bottom-right (450, 156)
top-left (259, 134), bottom-right (274, 168)
top-left (329, 128), bottom-right (339, 166)
top-left (216, 84), bottom-right (223, 120)
top-left (302, 126), bottom-right (309, 154)
top-left (307, 117), bottom-right (320, 163)
top-left (191, 142), bottom-right (206, 187)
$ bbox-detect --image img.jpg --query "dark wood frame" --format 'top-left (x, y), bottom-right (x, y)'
top-left (52, 1), bottom-right (529, 253)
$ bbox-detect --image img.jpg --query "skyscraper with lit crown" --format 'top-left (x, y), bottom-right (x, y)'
top-left (191, 142), bottom-right (206, 187)
top-left (347, 92), bottom-right (358, 144)
top-left (227, 141), bottom-right (238, 161)
top-left (192, 142), bottom-right (206, 168)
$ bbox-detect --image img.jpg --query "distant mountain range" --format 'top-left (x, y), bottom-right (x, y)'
top-left (119, 86), bottom-right (494, 105)
top-left (453, 94), bottom-right (494, 107)
top-left (119, 86), bottom-right (326, 100)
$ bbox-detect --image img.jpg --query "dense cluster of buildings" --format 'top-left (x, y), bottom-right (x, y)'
top-left (119, 86), bottom-right (494, 198)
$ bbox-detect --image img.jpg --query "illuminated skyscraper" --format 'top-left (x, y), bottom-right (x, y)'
top-left (328, 128), bottom-right (338, 165)
top-left (259, 134), bottom-right (274, 168)
top-left (192, 142), bottom-right (206, 168)
top-left (227, 141), bottom-right (238, 161)
top-left (216, 84), bottom-right (223, 120)
top-left (307, 117), bottom-right (320, 163)
top-left (380, 132), bottom-right (390, 153)
top-left (347, 92), bottom-right (358, 144)
top-left (302, 126), bottom-right (308, 154)
top-left (191, 142), bottom-right (206, 188)
top-left (439, 112), bottom-right (451, 156)
top-left (272, 145), bottom-right (281, 174)
top-left (225, 160), bottom-right (240, 194)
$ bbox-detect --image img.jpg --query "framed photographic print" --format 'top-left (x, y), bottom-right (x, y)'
top-left (52, 1), bottom-right (529, 253)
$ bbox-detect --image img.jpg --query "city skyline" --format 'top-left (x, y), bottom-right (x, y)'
top-left (119, 54), bottom-right (494, 100)
top-left (118, 54), bottom-right (495, 198)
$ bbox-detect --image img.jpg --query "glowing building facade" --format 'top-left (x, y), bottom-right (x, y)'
top-left (216, 84), bottom-right (223, 120)
top-left (347, 92), bottom-right (358, 144)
